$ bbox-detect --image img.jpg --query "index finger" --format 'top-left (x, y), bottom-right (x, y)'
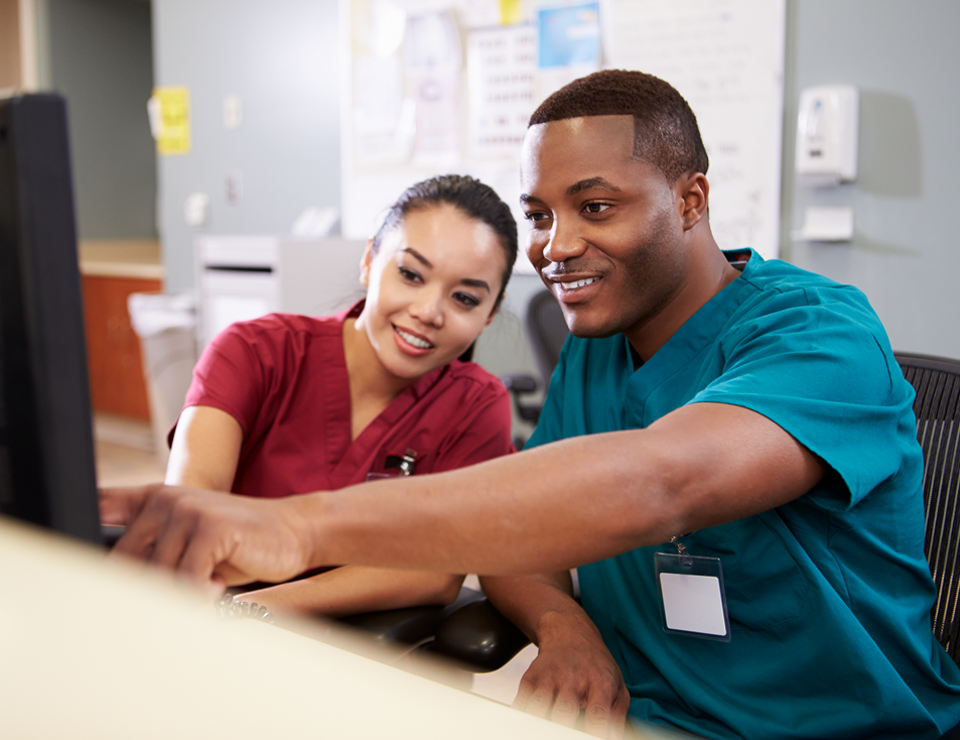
top-left (99, 486), bottom-right (152, 526)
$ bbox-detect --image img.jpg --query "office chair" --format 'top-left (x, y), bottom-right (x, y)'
top-left (501, 290), bottom-right (570, 438)
top-left (896, 352), bottom-right (960, 666)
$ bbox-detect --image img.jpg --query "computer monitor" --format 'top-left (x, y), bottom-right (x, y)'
top-left (0, 93), bottom-right (102, 545)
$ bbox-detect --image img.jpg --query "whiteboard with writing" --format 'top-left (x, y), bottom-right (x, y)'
top-left (602, 0), bottom-right (785, 258)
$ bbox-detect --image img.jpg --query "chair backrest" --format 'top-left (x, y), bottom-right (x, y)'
top-left (525, 290), bottom-right (569, 388)
top-left (895, 352), bottom-right (960, 665)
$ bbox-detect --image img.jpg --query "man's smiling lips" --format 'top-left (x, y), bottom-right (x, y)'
top-left (557, 276), bottom-right (600, 290)
top-left (546, 274), bottom-right (603, 303)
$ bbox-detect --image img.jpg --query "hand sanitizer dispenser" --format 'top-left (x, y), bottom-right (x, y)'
top-left (795, 85), bottom-right (859, 187)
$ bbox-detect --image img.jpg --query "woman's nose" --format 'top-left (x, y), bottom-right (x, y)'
top-left (410, 289), bottom-right (444, 327)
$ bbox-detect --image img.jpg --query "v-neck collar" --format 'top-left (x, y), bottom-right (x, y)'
top-left (618, 249), bottom-right (761, 417)
top-left (327, 301), bottom-right (448, 473)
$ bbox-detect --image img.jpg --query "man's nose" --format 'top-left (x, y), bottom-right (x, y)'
top-left (542, 218), bottom-right (587, 264)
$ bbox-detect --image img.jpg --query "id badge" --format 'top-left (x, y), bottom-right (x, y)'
top-left (655, 547), bottom-right (731, 642)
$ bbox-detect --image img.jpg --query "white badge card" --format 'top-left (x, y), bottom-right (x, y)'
top-left (655, 552), bottom-right (731, 642)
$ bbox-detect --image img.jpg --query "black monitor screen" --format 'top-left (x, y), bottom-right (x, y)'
top-left (0, 93), bottom-right (102, 545)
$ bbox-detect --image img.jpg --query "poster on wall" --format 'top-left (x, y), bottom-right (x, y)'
top-left (467, 25), bottom-right (537, 161)
top-left (340, 0), bottom-right (785, 261)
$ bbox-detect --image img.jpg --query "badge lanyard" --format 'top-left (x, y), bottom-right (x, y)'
top-left (654, 535), bottom-right (731, 642)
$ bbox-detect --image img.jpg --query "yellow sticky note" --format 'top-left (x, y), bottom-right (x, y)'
top-left (152, 86), bottom-right (191, 155)
top-left (500, 0), bottom-right (523, 25)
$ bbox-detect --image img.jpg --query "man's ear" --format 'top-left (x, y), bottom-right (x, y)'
top-left (359, 239), bottom-right (375, 287)
top-left (677, 173), bottom-right (709, 231)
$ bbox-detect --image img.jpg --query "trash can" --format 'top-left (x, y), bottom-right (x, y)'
top-left (127, 292), bottom-right (198, 467)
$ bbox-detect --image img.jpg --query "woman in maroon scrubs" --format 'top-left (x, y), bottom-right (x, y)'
top-left (165, 175), bottom-right (518, 617)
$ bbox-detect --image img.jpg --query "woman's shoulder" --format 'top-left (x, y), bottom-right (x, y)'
top-left (217, 312), bottom-right (341, 345)
top-left (441, 360), bottom-right (510, 398)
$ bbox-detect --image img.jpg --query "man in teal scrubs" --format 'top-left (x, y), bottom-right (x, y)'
top-left (104, 71), bottom-right (960, 739)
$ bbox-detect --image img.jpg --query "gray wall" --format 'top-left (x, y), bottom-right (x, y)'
top-left (44, 0), bottom-right (157, 240)
top-left (153, 0), bottom-right (342, 292)
top-left (781, 0), bottom-right (960, 358)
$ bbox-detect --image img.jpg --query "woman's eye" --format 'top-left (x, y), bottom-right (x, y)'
top-left (583, 202), bottom-right (611, 215)
top-left (399, 266), bottom-right (421, 282)
top-left (454, 293), bottom-right (480, 308)
top-left (523, 211), bottom-right (549, 224)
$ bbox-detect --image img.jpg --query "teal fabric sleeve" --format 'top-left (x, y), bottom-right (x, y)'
top-left (689, 286), bottom-right (917, 512)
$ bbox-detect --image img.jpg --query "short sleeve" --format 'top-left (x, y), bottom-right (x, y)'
top-left (691, 288), bottom-right (917, 511)
top-left (177, 321), bottom-right (270, 437)
top-left (430, 376), bottom-right (515, 472)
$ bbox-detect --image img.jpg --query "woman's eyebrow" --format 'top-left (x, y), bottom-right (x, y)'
top-left (401, 247), bottom-right (432, 267)
top-left (402, 248), bottom-right (490, 292)
top-left (461, 278), bottom-right (490, 292)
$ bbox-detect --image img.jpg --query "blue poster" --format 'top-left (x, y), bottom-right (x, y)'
top-left (537, 3), bottom-right (601, 69)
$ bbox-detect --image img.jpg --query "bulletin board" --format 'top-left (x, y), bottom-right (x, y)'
top-left (339, 0), bottom-right (786, 265)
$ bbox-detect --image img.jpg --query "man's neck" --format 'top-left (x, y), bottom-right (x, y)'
top-left (625, 242), bottom-right (740, 364)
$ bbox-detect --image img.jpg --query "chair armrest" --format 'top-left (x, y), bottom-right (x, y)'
top-left (500, 373), bottom-right (541, 425)
top-left (425, 598), bottom-right (531, 673)
top-left (501, 373), bottom-right (538, 393)
top-left (339, 587), bottom-right (487, 646)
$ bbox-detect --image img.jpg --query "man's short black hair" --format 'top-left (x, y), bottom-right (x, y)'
top-left (529, 69), bottom-right (709, 183)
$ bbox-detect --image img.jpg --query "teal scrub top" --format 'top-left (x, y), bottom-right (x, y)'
top-left (527, 250), bottom-right (960, 740)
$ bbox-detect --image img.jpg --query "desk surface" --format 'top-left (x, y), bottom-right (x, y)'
top-left (1, 518), bottom-right (678, 739)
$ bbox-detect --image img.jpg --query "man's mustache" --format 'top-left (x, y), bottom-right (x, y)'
top-left (541, 259), bottom-right (606, 281)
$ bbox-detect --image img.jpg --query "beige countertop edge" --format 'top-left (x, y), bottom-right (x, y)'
top-left (79, 261), bottom-right (165, 280)
top-left (78, 239), bottom-right (165, 280)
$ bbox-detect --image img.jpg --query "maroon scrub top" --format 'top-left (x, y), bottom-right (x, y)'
top-left (174, 304), bottom-right (514, 497)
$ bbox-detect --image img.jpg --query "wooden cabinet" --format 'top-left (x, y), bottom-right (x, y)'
top-left (82, 274), bottom-right (162, 420)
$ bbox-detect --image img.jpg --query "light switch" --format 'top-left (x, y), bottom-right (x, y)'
top-left (224, 95), bottom-right (242, 129)
top-left (226, 170), bottom-right (243, 204)
top-left (184, 192), bottom-right (209, 226)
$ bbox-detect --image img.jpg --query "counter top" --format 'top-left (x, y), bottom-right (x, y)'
top-left (79, 239), bottom-right (164, 280)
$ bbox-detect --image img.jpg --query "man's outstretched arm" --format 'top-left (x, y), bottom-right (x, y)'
top-left (103, 402), bottom-right (826, 586)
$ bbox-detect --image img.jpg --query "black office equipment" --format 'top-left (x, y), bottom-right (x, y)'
top-left (896, 352), bottom-right (960, 667)
top-left (0, 93), bottom-right (101, 545)
top-left (501, 289), bottom-right (569, 444)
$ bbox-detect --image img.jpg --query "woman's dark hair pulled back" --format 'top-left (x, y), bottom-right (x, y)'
top-left (370, 174), bottom-right (518, 310)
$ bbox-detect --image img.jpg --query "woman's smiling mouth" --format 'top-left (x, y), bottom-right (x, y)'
top-left (393, 325), bottom-right (434, 350)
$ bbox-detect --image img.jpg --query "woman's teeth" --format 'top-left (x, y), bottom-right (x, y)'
top-left (395, 326), bottom-right (433, 349)
top-left (563, 277), bottom-right (599, 290)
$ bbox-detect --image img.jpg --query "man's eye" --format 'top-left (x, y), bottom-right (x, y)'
top-left (583, 202), bottom-right (611, 214)
top-left (523, 211), bottom-right (550, 224)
